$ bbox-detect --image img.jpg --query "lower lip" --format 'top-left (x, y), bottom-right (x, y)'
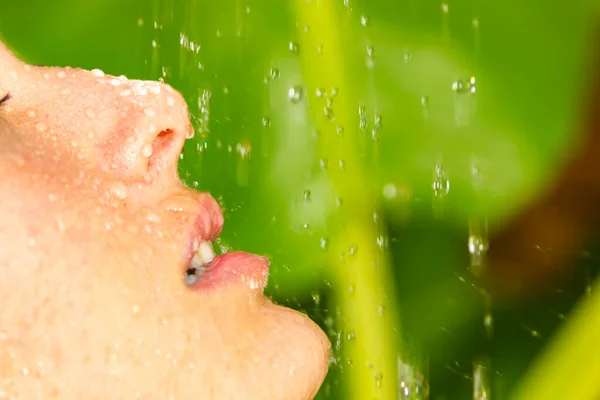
top-left (189, 251), bottom-right (270, 291)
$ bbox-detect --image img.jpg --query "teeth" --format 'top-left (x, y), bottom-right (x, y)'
top-left (196, 241), bottom-right (216, 264)
top-left (189, 240), bottom-right (215, 270)
top-left (185, 241), bottom-right (217, 285)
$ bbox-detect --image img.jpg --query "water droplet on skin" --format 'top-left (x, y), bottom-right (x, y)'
top-left (35, 123), bottom-right (47, 132)
top-left (109, 182), bottom-right (129, 200)
top-left (91, 69), bottom-right (105, 77)
top-left (56, 71), bottom-right (66, 79)
top-left (144, 108), bottom-right (156, 117)
top-left (148, 124), bottom-right (157, 133)
top-left (59, 88), bottom-right (71, 95)
top-left (288, 86), bottom-right (303, 103)
top-left (85, 108), bottom-right (96, 119)
top-left (26, 110), bottom-right (36, 118)
top-left (166, 96), bottom-right (176, 106)
top-left (142, 144), bottom-right (153, 158)
top-left (109, 79), bottom-right (121, 87)
top-left (150, 85), bottom-right (161, 95)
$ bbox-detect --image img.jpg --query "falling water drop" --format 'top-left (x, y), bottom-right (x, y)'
top-left (432, 165), bottom-right (450, 197)
top-left (358, 106), bottom-right (368, 135)
top-left (473, 356), bottom-right (491, 400)
top-left (360, 15), bottom-right (369, 26)
top-left (288, 41), bottom-right (299, 54)
top-left (269, 68), bottom-right (280, 80)
top-left (319, 158), bottom-right (329, 170)
top-left (320, 237), bottom-right (329, 250)
top-left (197, 89), bottom-right (212, 135)
top-left (303, 190), bottom-right (312, 202)
top-left (468, 220), bottom-right (489, 275)
top-left (288, 86), bottom-right (303, 103)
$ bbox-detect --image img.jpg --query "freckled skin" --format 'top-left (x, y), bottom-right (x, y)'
top-left (0, 41), bottom-right (329, 399)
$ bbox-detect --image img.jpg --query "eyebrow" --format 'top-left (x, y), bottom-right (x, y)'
top-left (0, 92), bottom-right (10, 107)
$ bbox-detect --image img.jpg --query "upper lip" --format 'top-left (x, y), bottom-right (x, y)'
top-left (160, 189), bottom-right (224, 266)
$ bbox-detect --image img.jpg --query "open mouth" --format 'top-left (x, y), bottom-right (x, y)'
top-left (185, 240), bottom-right (217, 285)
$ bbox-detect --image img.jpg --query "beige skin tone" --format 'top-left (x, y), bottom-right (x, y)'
top-left (0, 41), bottom-right (329, 399)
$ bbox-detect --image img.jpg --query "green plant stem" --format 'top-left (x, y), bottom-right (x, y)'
top-left (292, 1), bottom-right (400, 398)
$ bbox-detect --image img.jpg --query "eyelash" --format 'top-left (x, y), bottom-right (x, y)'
top-left (0, 92), bottom-right (10, 107)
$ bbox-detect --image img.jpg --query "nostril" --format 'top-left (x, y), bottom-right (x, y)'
top-left (148, 128), bottom-right (178, 172)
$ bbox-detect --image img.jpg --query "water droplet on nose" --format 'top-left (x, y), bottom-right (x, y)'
top-left (166, 96), bottom-right (176, 106)
top-left (91, 69), bottom-right (105, 77)
top-left (288, 86), bottom-right (303, 103)
top-left (150, 85), bottom-right (161, 95)
top-left (144, 108), bottom-right (156, 117)
top-left (85, 108), bottom-right (96, 119)
top-left (109, 79), bottom-right (121, 87)
top-left (120, 90), bottom-right (132, 97)
top-left (142, 144), bottom-right (154, 158)
top-left (56, 71), bottom-right (66, 79)
top-left (35, 123), bottom-right (47, 132)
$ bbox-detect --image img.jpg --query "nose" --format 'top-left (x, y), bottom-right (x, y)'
top-left (0, 40), bottom-right (194, 183)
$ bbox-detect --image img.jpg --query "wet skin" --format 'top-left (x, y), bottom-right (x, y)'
top-left (0, 41), bottom-right (330, 399)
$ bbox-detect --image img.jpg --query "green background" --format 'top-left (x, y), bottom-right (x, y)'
top-left (1, 0), bottom-right (598, 398)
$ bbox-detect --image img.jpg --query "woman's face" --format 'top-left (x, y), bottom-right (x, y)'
top-left (0, 41), bottom-right (329, 399)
